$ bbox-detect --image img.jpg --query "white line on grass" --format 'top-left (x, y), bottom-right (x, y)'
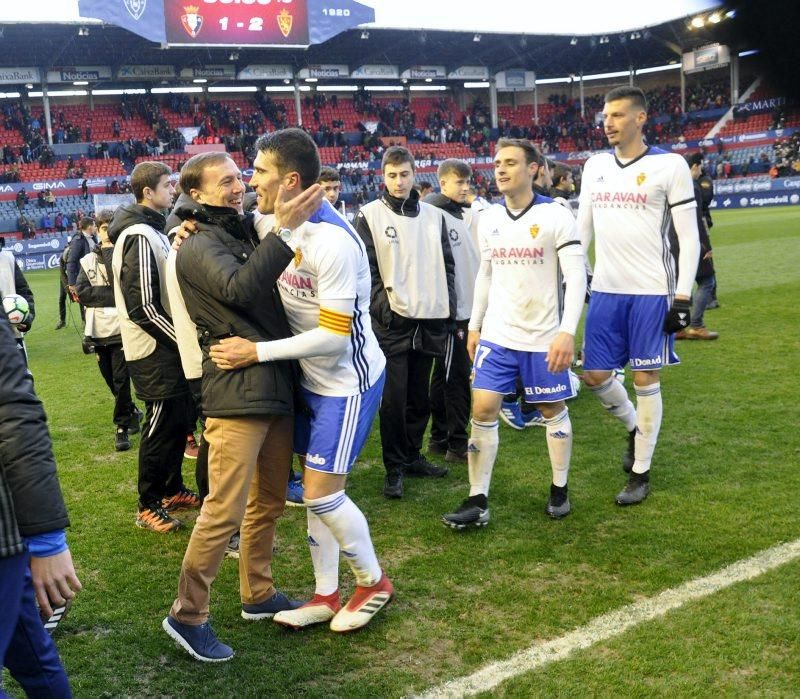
top-left (417, 538), bottom-right (800, 699)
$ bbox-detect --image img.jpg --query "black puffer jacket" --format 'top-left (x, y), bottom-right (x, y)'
top-left (0, 312), bottom-right (69, 558)
top-left (173, 202), bottom-right (297, 418)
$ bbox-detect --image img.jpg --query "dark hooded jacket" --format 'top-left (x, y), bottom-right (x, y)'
top-left (172, 200), bottom-right (296, 418)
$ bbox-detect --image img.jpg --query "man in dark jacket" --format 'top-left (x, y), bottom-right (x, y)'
top-left (66, 217), bottom-right (97, 299)
top-left (0, 310), bottom-right (81, 696)
top-left (354, 146), bottom-right (456, 498)
top-left (672, 153), bottom-right (719, 341)
top-left (75, 209), bottom-right (141, 452)
top-left (109, 162), bottom-right (199, 534)
top-left (163, 151), bottom-right (323, 662)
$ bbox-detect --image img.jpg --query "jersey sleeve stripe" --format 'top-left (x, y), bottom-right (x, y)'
top-left (668, 197), bottom-right (695, 209)
top-left (556, 240), bottom-right (581, 251)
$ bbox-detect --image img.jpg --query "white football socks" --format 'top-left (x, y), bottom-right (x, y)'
top-left (543, 408), bottom-right (572, 488)
top-left (304, 491), bottom-right (381, 588)
top-left (305, 509), bottom-right (340, 596)
top-left (468, 419), bottom-right (499, 497)
top-left (633, 382), bottom-right (662, 474)
top-left (590, 374), bottom-right (637, 432)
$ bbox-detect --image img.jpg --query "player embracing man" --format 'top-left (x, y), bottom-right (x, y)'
top-left (209, 129), bottom-right (393, 632)
top-left (442, 138), bottom-right (587, 528)
top-left (577, 86), bottom-right (700, 505)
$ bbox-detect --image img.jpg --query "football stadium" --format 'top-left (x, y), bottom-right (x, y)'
top-left (1, 0), bottom-right (798, 695)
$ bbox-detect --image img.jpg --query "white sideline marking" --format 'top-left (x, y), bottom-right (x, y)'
top-left (417, 538), bottom-right (800, 699)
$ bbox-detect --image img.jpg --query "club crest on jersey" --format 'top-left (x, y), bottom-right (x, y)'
top-left (294, 249), bottom-right (303, 267)
top-left (181, 6), bottom-right (203, 37)
top-left (529, 224), bottom-right (540, 239)
top-left (636, 172), bottom-right (646, 186)
top-left (449, 228), bottom-right (459, 242)
top-left (124, 0), bottom-right (146, 21)
top-left (384, 226), bottom-right (397, 239)
top-left (277, 8), bottom-right (293, 37)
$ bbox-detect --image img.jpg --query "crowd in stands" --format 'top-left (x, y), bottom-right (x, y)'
top-left (771, 134), bottom-right (800, 176)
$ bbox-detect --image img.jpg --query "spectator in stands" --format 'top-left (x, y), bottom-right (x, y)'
top-left (37, 191), bottom-right (46, 208)
top-left (551, 165), bottom-right (575, 200)
top-left (417, 181), bottom-right (434, 198)
top-left (41, 213), bottom-right (53, 233)
top-left (81, 179), bottom-right (89, 200)
top-left (45, 189), bottom-right (56, 209)
top-left (17, 215), bottom-right (34, 240)
top-left (0, 309), bottom-right (81, 698)
top-left (15, 188), bottom-right (27, 210)
top-left (75, 209), bottom-right (142, 451)
top-left (354, 146), bottom-right (455, 498)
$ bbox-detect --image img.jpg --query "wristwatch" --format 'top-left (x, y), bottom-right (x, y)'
top-left (274, 227), bottom-right (293, 244)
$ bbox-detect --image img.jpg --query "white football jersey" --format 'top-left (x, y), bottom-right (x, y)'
top-left (255, 203), bottom-right (385, 397)
top-left (477, 194), bottom-right (581, 352)
top-left (578, 146), bottom-right (696, 295)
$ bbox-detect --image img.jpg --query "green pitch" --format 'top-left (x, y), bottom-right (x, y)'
top-left (5, 206), bottom-right (800, 697)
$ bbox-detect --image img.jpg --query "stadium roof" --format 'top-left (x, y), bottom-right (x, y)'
top-left (0, 4), bottom-right (746, 83)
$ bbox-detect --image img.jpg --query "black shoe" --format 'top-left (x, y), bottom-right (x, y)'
top-left (405, 456), bottom-right (449, 478)
top-left (427, 440), bottom-right (448, 456)
top-left (128, 406), bottom-right (143, 435)
top-left (616, 471), bottom-right (651, 506)
top-left (115, 428), bottom-right (130, 452)
top-left (383, 471), bottom-right (404, 499)
top-left (442, 494), bottom-right (489, 530)
top-left (54, 320), bottom-right (65, 330)
top-left (444, 448), bottom-right (468, 464)
top-left (622, 428), bottom-right (636, 473)
top-left (707, 299), bottom-right (720, 310)
top-left (545, 484), bottom-right (571, 519)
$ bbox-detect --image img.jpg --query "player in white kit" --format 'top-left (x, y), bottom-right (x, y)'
top-left (577, 86), bottom-right (700, 505)
top-left (208, 129), bottom-right (393, 632)
top-left (442, 138), bottom-right (586, 528)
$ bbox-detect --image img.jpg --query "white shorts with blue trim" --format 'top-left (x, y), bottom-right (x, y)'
top-left (471, 340), bottom-right (576, 403)
top-left (294, 371), bottom-right (385, 474)
top-left (583, 292), bottom-right (679, 371)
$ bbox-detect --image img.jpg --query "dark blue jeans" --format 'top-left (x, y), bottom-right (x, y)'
top-left (0, 551), bottom-right (72, 698)
top-left (691, 274), bottom-right (716, 329)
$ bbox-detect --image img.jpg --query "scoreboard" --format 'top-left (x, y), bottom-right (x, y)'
top-left (164, 0), bottom-right (310, 46)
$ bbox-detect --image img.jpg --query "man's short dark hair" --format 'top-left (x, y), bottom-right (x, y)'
top-left (381, 146), bottom-right (415, 172)
top-left (318, 166), bottom-right (340, 184)
top-left (685, 152), bottom-right (703, 168)
top-left (495, 138), bottom-right (540, 166)
top-left (437, 158), bottom-right (472, 181)
top-left (79, 217), bottom-right (95, 231)
top-left (180, 152), bottom-right (234, 195)
top-left (417, 182), bottom-right (433, 193)
top-left (130, 161), bottom-right (171, 202)
top-left (552, 164), bottom-right (572, 187)
top-left (95, 209), bottom-right (115, 226)
top-left (604, 85), bottom-right (648, 112)
top-left (255, 128), bottom-right (321, 190)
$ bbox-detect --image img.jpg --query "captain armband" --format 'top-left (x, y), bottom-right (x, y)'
top-left (319, 307), bottom-right (352, 336)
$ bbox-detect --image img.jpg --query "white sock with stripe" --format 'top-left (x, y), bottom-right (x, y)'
top-left (305, 491), bottom-right (381, 588)
top-left (543, 408), bottom-right (572, 488)
top-left (306, 509), bottom-right (340, 596)
top-left (468, 419), bottom-right (499, 497)
top-left (633, 382), bottom-right (662, 474)
top-left (589, 375), bottom-right (637, 431)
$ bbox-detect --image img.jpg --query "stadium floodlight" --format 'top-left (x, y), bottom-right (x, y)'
top-left (316, 85), bottom-right (359, 91)
top-left (464, 81), bottom-right (490, 88)
top-left (92, 89), bottom-right (147, 95)
top-left (410, 85), bottom-right (446, 91)
top-left (207, 86), bottom-right (258, 93)
top-left (192, 78), bottom-right (207, 84)
top-left (73, 81), bottom-right (89, 86)
top-left (305, 78), bottom-right (318, 83)
top-left (725, 9), bottom-right (736, 18)
top-left (424, 78), bottom-right (432, 82)
top-left (635, 63), bottom-right (682, 75)
top-left (708, 12), bottom-right (721, 23)
top-left (535, 77), bottom-right (572, 84)
top-left (0, 92), bottom-right (21, 99)
top-left (364, 85), bottom-right (404, 91)
top-left (581, 69), bottom-right (631, 81)
top-left (283, 78), bottom-right (291, 84)
top-left (473, 34), bottom-right (481, 42)
top-left (77, 26), bottom-right (89, 36)
top-left (738, 49), bottom-right (759, 57)
top-left (229, 52), bottom-right (239, 61)
top-left (690, 16), bottom-right (704, 28)
top-left (570, 37), bottom-right (578, 45)
top-left (265, 86), bottom-right (296, 92)
top-left (25, 83), bottom-right (33, 89)
top-left (151, 86), bottom-right (203, 94)
top-left (360, 30), bottom-right (369, 39)
top-left (29, 90), bottom-right (88, 97)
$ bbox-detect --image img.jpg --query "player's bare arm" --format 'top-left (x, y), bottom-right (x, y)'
top-left (546, 331), bottom-right (574, 373)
